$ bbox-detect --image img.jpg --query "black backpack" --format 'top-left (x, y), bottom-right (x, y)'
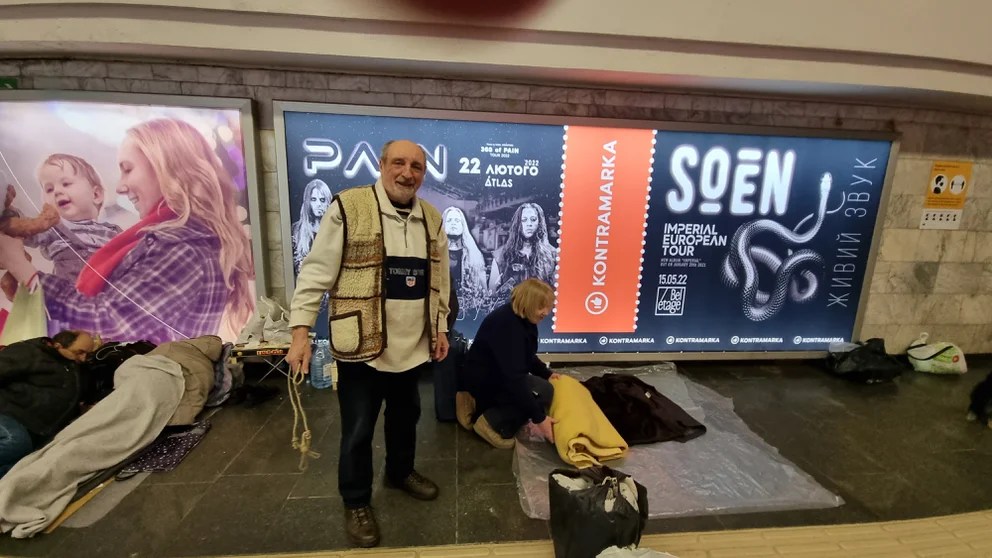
top-left (81, 340), bottom-right (157, 405)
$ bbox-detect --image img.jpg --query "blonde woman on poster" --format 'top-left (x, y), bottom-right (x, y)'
top-left (0, 117), bottom-right (255, 344)
top-left (441, 206), bottom-right (487, 313)
top-left (292, 178), bottom-right (332, 274)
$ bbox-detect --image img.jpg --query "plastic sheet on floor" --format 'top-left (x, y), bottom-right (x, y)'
top-left (513, 364), bottom-right (843, 519)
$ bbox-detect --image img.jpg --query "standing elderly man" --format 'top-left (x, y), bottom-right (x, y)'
top-left (287, 139), bottom-right (450, 548)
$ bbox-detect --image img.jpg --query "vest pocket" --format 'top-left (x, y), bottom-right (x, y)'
top-left (329, 310), bottom-right (362, 355)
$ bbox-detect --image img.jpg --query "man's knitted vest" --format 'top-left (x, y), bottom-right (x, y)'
top-left (327, 185), bottom-right (444, 362)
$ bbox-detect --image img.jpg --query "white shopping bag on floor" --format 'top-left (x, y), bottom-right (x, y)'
top-left (598, 547), bottom-right (679, 557)
top-left (907, 332), bottom-right (967, 374)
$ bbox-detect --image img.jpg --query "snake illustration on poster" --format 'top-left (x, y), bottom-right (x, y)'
top-left (281, 111), bottom-right (565, 341)
top-left (636, 131), bottom-right (893, 352)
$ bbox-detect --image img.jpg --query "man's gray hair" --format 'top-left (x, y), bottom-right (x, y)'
top-left (380, 140), bottom-right (428, 163)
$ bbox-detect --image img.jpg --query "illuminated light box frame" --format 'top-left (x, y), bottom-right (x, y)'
top-left (0, 90), bottom-right (266, 344)
top-left (273, 101), bottom-right (898, 361)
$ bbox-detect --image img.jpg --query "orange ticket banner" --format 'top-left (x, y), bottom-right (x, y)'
top-left (553, 126), bottom-right (655, 333)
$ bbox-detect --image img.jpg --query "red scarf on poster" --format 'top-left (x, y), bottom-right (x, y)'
top-left (76, 202), bottom-right (177, 296)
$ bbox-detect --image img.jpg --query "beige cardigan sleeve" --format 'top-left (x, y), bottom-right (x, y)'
top-left (289, 201), bottom-right (345, 329)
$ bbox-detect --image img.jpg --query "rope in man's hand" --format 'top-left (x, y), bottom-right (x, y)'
top-left (288, 362), bottom-right (320, 471)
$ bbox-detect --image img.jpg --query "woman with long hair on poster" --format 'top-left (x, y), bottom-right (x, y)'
top-left (0, 117), bottom-right (255, 343)
top-left (487, 202), bottom-right (556, 308)
top-left (292, 178), bottom-right (331, 274)
top-left (441, 206), bottom-right (487, 314)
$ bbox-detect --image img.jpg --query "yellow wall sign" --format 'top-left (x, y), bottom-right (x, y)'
top-left (920, 160), bottom-right (972, 229)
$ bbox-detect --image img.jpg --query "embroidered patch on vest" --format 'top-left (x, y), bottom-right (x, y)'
top-left (385, 255), bottom-right (428, 300)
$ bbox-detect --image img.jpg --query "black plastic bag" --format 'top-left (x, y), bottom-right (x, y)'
top-left (826, 338), bottom-right (906, 384)
top-left (549, 465), bottom-right (648, 558)
top-left (434, 329), bottom-right (467, 422)
top-left (81, 340), bottom-right (157, 405)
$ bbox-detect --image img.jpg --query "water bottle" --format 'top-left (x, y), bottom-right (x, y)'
top-left (309, 339), bottom-right (332, 389)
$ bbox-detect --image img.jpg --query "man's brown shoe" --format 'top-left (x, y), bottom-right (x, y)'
top-left (456, 391), bottom-right (476, 430)
top-left (473, 415), bottom-right (515, 449)
top-left (344, 506), bottom-right (380, 548)
top-left (385, 470), bottom-right (439, 501)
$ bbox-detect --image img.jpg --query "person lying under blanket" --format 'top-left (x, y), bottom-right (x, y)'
top-left (0, 335), bottom-right (229, 538)
top-left (0, 330), bottom-right (97, 477)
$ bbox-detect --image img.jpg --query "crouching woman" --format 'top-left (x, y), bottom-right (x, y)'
top-left (458, 279), bottom-right (559, 449)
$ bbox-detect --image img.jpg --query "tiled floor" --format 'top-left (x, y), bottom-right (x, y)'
top-left (235, 509), bottom-right (992, 557)
top-left (1, 357), bottom-right (991, 557)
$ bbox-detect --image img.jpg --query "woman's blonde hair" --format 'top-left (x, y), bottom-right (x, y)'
top-left (126, 117), bottom-right (254, 332)
top-left (295, 178), bottom-right (332, 265)
top-left (510, 278), bottom-right (555, 321)
top-left (441, 206), bottom-right (487, 297)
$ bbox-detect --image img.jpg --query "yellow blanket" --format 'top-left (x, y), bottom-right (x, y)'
top-left (550, 376), bottom-right (628, 468)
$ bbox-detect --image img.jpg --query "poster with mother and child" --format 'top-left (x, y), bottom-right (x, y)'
top-left (0, 95), bottom-right (262, 345)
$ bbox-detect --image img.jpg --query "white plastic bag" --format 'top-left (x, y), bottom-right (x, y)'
top-left (828, 341), bottom-right (860, 354)
top-left (236, 302), bottom-right (265, 345)
top-left (237, 296), bottom-right (292, 345)
top-left (907, 332), bottom-right (967, 374)
top-left (263, 313), bottom-right (292, 344)
top-left (261, 296), bottom-right (292, 344)
top-left (0, 283), bottom-right (47, 346)
top-left (597, 548), bottom-right (678, 558)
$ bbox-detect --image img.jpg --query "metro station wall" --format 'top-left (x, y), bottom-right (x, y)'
top-left (2, 58), bottom-right (990, 353)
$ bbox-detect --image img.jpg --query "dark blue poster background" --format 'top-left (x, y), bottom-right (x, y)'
top-left (282, 111), bottom-right (566, 342)
top-left (281, 109), bottom-right (892, 353)
top-left (636, 132), bottom-right (891, 352)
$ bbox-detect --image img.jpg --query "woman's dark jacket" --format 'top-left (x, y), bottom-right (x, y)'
top-left (463, 303), bottom-right (551, 424)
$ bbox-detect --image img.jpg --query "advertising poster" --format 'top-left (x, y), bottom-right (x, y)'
top-left (0, 97), bottom-right (259, 344)
top-left (281, 111), bottom-right (565, 340)
top-left (640, 132), bottom-right (892, 352)
top-left (279, 106), bottom-right (893, 353)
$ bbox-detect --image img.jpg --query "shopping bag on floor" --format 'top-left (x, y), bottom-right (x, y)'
top-left (549, 465), bottom-right (649, 558)
top-left (597, 547), bottom-right (679, 558)
top-left (0, 283), bottom-right (47, 346)
top-left (907, 332), bottom-right (967, 374)
top-left (825, 338), bottom-right (905, 384)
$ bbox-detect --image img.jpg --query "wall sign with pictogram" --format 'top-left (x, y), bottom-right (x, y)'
top-left (920, 160), bottom-right (972, 230)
